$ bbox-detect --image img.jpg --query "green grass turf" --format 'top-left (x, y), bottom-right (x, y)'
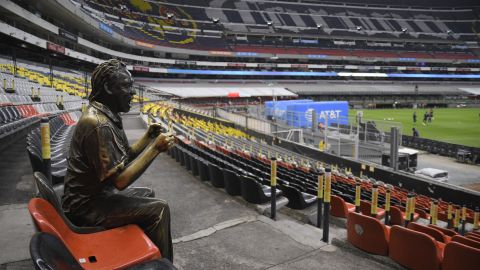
top-left (349, 108), bottom-right (480, 147)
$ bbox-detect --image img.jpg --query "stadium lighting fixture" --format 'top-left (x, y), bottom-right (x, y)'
top-left (267, 21), bottom-right (273, 26)
top-left (166, 13), bottom-right (174, 19)
top-left (401, 28), bottom-right (408, 33)
top-left (356, 26), bottom-right (362, 31)
top-left (446, 30), bottom-right (452, 35)
top-left (316, 24), bottom-right (323, 30)
top-left (212, 17), bottom-right (220, 24)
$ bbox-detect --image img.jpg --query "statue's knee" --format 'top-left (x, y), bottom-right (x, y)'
top-left (152, 201), bottom-right (170, 218)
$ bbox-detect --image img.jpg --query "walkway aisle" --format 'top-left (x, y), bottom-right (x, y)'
top-left (0, 132), bottom-right (36, 269)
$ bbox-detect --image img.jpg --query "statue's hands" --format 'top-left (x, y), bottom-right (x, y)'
top-left (147, 123), bottom-right (163, 138)
top-left (154, 132), bottom-right (175, 152)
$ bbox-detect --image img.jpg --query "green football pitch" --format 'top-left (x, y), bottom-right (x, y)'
top-left (349, 108), bottom-right (480, 147)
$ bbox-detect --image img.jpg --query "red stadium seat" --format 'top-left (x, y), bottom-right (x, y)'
top-left (390, 205), bottom-right (420, 226)
top-left (442, 241), bottom-right (480, 270)
top-left (407, 222), bottom-right (447, 243)
top-left (451, 235), bottom-right (480, 249)
top-left (28, 198), bottom-right (160, 270)
top-left (360, 200), bottom-right (385, 220)
top-left (331, 195), bottom-right (355, 218)
top-left (466, 233), bottom-right (480, 243)
top-left (346, 211), bottom-right (389, 255)
top-left (428, 224), bottom-right (457, 238)
top-left (389, 225), bottom-right (443, 270)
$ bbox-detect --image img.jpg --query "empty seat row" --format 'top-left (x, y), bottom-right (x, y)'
top-left (26, 112), bottom-right (81, 186)
top-left (347, 211), bottom-right (480, 270)
top-left (170, 140), bottom-right (284, 205)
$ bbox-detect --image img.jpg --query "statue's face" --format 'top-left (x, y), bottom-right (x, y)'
top-left (109, 68), bottom-right (135, 112)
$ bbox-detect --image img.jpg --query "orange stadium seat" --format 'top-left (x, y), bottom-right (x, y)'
top-left (28, 198), bottom-right (160, 270)
top-left (346, 211), bottom-right (389, 255)
top-left (331, 195), bottom-right (355, 218)
top-left (428, 224), bottom-right (458, 238)
top-left (451, 235), bottom-right (480, 249)
top-left (389, 225), bottom-right (443, 270)
top-left (442, 241), bottom-right (480, 270)
top-left (407, 222), bottom-right (448, 243)
top-left (360, 200), bottom-right (385, 220)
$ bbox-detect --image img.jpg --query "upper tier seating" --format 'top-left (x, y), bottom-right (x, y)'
top-left (82, 0), bottom-right (480, 59)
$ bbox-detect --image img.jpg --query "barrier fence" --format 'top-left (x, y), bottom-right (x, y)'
top-left (402, 135), bottom-right (480, 164)
top-left (218, 106), bottom-right (403, 165)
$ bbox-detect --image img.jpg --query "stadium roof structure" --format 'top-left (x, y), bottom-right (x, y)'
top-left (141, 83), bottom-right (297, 98)
top-left (458, 88), bottom-right (480, 95)
top-left (285, 83), bottom-right (477, 95)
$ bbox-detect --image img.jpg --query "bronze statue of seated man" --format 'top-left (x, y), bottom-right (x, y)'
top-left (62, 59), bottom-right (174, 262)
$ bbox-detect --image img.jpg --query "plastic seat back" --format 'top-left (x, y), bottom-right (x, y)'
top-left (360, 200), bottom-right (384, 219)
top-left (451, 235), bottom-right (480, 249)
top-left (331, 195), bottom-right (349, 218)
top-left (27, 146), bottom-right (44, 174)
top-left (240, 175), bottom-right (267, 204)
top-left (346, 211), bottom-right (389, 255)
top-left (428, 224), bottom-right (457, 237)
top-left (389, 206), bottom-right (404, 226)
top-left (189, 154), bottom-right (199, 176)
top-left (389, 225), bottom-right (441, 270)
top-left (282, 185), bottom-right (309, 210)
top-left (33, 172), bottom-right (104, 234)
top-left (442, 241), bottom-right (480, 270)
top-left (28, 198), bottom-right (72, 241)
top-left (30, 232), bottom-right (83, 270)
top-left (183, 150), bottom-right (191, 171)
top-left (197, 159), bottom-right (209, 181)
top-left (208, 163), bottom-right (224, 188)
top-left (223, 168), bottom-right (241, 196)
top-left (408, 222), bottom-right (446, 243)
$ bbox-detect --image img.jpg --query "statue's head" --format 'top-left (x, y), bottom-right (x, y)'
top-left (90, 59), bottom-right (134, 113)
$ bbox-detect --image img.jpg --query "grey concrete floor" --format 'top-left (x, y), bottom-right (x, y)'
top-left (0, 114), bottom-right (404, 269)
top-left (417, 152), bottom-right (480, 188)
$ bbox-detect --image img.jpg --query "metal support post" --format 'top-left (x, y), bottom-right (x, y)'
top-left (40, 118), bottom-right (52, 185)
top-left (270, 158), bottom-right (277, 220)
top-left (384, 186), bottom-right (391, 225)
top-left (371, 183), bottom-right (379, 218)
top-left (322, 168), bottom-right (332, 243)
top-left (317, 172), bottom-right (324, 228)
top-left (355, 180), bottom-right (361, 213)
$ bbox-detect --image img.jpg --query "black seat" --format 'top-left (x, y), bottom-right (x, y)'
top-left (27, 146), bottom-right (66, 185)
top-left (183, 150), bottom-right (191, 171)
top-left (33, 171), bottom-right (154, 233)
top-left (208, 163), bottom-right (225, 188)
top-left (30, 232), bottom-right (178, 270)
top-left (197, 159), bottom-right (209, 181)
top-left (190, 154), bottom-right (199, 176)
top-left (30, 232), bottom-right (83, 270)
top-left (178, 148), bottom-right (185, 166)
top-left (33, 171), bottom-right (105, 233)
top-left (280, 185), bottom-right (316, 210)
top-left (174, 147), bottom-right (180, 162)
top-left (240, 175), bottom-right (282, 204)
top-left (223, 169), bottom-right (241, 196)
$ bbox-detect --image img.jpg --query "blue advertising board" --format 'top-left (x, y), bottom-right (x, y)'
top-left (265, 99), bottom-right (312, 120)
top-left (285, 101), bottom-right (349, 128)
